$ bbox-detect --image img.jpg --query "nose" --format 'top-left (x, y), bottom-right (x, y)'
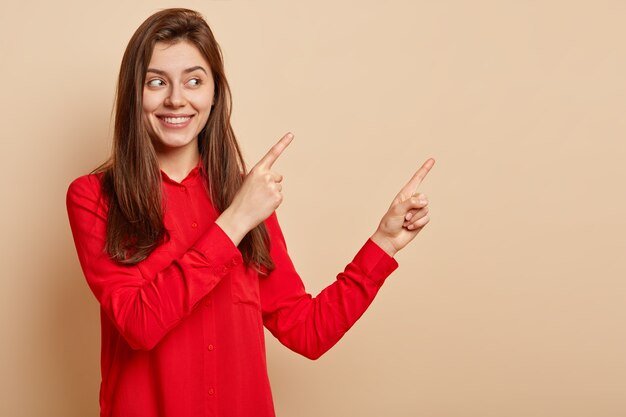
top-left (164, 84), bottom-right (186, 108)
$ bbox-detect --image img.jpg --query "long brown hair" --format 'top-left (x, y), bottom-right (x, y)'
top-left (97, 8), bottom-right (273, 271)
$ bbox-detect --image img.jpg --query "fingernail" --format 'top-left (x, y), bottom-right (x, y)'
top-left (405, 213), bottom-right (413, 221)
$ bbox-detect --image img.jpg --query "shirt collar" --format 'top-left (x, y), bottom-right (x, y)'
top-left (160, 158), bottom-right (205, 185)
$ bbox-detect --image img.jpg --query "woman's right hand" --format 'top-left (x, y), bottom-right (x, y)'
top-left (215, 132), bottom-right (294, 245)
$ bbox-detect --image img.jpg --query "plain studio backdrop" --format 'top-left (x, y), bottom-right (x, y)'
top-left (1, 1), bottom-right (625, 416)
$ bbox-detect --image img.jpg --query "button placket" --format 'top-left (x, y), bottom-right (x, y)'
top-left (202, 296), bottom-right (217, 409)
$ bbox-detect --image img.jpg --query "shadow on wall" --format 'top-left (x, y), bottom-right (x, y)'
top-left (43, 107), bottom-right (108, 417)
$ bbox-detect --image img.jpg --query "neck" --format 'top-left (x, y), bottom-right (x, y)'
top-left (155, 142), bottom-right (201, 183)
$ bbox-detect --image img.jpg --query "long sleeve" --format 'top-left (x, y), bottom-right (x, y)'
top-left (260, 213), bottom-right (399, 360)
top-left (66, 174), bottom-right (243, 351)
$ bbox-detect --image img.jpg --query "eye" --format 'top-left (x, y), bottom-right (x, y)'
top-left (147, 79), bottom-right (165, 87)
top-left (187, 78), bottom-right (201, 87)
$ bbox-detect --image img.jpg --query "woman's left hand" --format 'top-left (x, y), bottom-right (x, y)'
top-left (370, 158), bottom-right (435, 257)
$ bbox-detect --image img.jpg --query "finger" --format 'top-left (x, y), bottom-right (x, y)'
top-left (399, 158), bottom-right (435, 196)
top-left (404, 194), bottom-right (428, 220)
top-left (256, 132), bottom-right (294, 170)
top-left (404, 205), bottom-right (428, 223)
top-left (396, 195), bottom-right (428, 215)
top-left (265, 172), bottom-right (283, 182)
top-left (406, 215), bottom-right (430, 230)
top-left (404, 206), bottom-right (429, 227)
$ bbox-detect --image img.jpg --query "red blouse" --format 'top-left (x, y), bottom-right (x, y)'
top-left (66, 162), bottom-right (398, 417)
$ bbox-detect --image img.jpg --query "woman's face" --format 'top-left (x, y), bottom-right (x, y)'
top-left (142, 40), bottom-right (215, 154)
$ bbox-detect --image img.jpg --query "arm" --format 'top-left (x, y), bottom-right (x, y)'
top-left (260, 213), bottom-right (398, 360)
top-left (66, 175), bottom-right (242, 351)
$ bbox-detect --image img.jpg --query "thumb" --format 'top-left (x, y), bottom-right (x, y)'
top-left (395, 194), bottom-right (428, 215)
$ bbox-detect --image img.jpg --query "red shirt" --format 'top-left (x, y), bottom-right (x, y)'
top-left (66, 162), bottom-right (398, 417)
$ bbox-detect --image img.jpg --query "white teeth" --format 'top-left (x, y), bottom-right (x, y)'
top-left (162, 116), bottom-right (191, 124)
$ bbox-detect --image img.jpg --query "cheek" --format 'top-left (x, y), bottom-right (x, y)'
top-left (197, 85), bottom-right (215, 111)
top-left (142, 90), bottom-right (161, 114)
top-left (197, 93), bottom-right (214, 111)
top-left (192, 94), bottom-right (214, 120)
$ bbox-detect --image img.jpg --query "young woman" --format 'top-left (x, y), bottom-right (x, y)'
top-left (66, 8), bottom-right (434, 417)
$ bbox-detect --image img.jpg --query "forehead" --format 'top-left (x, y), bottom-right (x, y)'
top-left (148, 40), bottom-right (210, 71)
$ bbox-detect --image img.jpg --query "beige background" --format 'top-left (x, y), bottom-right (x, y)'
top-left (1, 0), bottom-right (625, 416)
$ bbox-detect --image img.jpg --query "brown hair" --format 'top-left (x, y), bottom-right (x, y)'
top-left (97, 8), bottom-right (273, 271)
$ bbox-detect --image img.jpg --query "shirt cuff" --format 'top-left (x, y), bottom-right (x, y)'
top-left (352, 239), bottom-right (399, 285)
top-left (191, 222), bottom-right (244, 273)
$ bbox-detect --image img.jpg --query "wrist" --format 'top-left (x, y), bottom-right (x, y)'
top-left (370, 230), bottom-right (398, 257)
top-left (215, 208), bottom-right (251, 247)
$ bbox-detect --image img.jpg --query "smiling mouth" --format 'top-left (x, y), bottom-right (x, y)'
top-left (158, 115), bottom-right (193, 125)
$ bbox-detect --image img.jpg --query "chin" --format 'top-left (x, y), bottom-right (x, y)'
top-left (152, 134), bottom-right (198, 150)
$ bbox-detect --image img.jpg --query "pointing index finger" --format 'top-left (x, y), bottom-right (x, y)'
top-left (256, 132), bottom-right (294, 169)
top-left (401, 158), bottom-right (435, 195)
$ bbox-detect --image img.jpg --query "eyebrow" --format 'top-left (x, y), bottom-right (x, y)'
top-left (146, 66), bottom-right (208, 76)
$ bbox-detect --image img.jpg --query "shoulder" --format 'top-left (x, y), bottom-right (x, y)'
top-left (67, 172), bottom-right (104, 199)
top-left (66, 172), bottom-right (108, 215)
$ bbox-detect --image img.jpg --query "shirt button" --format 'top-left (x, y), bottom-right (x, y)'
top-left (180, 186), bottom-right (186, 192)
top-left (207, 344), bottom-right (214, 351)
top-left (208, 388), bottom-right (215, 396)
top-left (191, 222), bottom-right (198, 228)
